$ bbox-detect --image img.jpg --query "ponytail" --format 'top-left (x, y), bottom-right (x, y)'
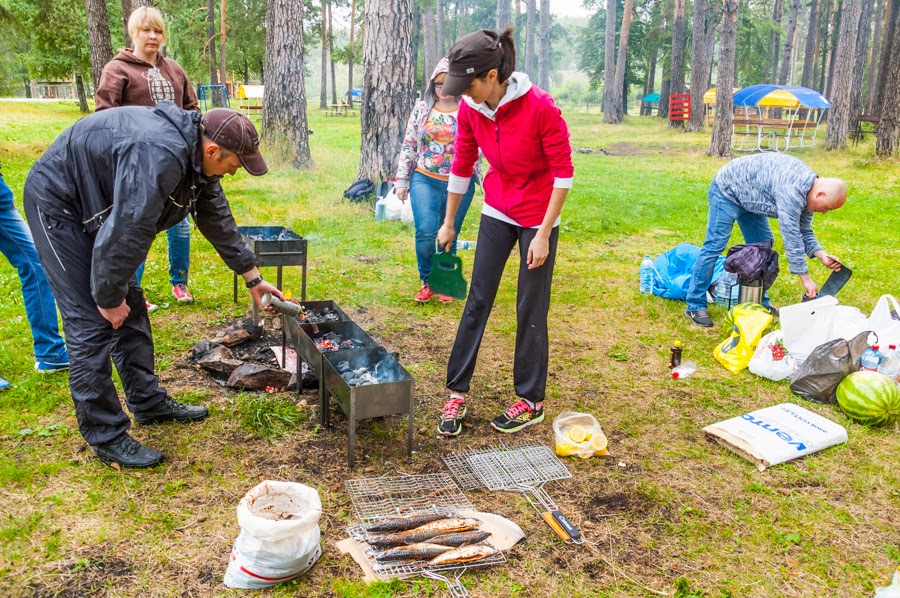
top-left (496, 27), bottom-right (516, 83)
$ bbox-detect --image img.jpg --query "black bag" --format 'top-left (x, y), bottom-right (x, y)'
top-left (343, 178), bottom-right (375, 202)
top-left (789, 330), bottom-right (874, 404)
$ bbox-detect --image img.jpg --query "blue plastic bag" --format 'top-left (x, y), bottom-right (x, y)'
top-left (649, 243), bottom-right (725, 301)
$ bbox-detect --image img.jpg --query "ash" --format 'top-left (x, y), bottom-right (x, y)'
top-left (336, 357), bottom-right (396, 386)
top-left (314, 332), bottom-right (367, 352)
top-left (297, 306), bottom-right (342, 325)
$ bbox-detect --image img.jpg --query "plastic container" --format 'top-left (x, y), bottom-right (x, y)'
top-left (860, 345), bottom-right (884, 371)
top-left (877, 344), bottom-right (900, 379)
top-left (374, 196), bottom-right (387, 221)
top-left (715, 271), bottom-right (739, 307)
top-left (669, 340), bottom-right (683, 369)
top-left (671, 360), bottom-right (697, 379)
top-left (458, 240), bottom-right (476, 250)
top-left (640, 254), bottom-right (654, 295)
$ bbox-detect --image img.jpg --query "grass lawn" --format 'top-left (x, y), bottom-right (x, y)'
top-left (0, 100), bottom-right (898, 597)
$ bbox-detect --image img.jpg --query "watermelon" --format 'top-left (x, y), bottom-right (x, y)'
top-left (835, 371), bottom-right (900, 426)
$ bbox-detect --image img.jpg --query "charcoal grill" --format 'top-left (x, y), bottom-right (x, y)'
top-left (443, 442), bottom-right (584, 545)
top-left (345, 469), bottom-right (506, 597)
top-left (233, 226), bottom-right (307, 320)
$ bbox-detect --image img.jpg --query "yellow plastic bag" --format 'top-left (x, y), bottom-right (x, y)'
top-left (713, 306), bottom-right (774, 373)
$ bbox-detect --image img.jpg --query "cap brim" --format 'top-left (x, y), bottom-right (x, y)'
top-left (238, 150), bottom-right (268, 176)
top-left (442, 73), bottom-right (474, 97)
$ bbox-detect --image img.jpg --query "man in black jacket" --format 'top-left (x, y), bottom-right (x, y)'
top-left (23, 102), bottom-right (284, 468)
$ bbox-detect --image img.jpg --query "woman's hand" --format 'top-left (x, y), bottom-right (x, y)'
top-left (396, 187), bottom-right (408, 201)
top-left (436, 223), bottom-right (456, 252)
top-left (527, 234), bottom-right (550, 270)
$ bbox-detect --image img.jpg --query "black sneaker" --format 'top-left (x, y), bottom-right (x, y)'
top-left (94, 433), bottom-right (163, 468)
top-left (438, 397), bottom-right (467, 437)
top-left (134, 396), bottom-right (209, 425)
top-left (685, 309), bottom-right (713, 327)
top-left (490, 400), bottom-right (544, 433)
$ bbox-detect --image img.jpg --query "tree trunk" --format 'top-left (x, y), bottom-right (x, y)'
top-left (825, 0), bottom-right (842, 100)
top-left (866, 0), bottom-right (886, 114)
top-left (457, 0), bottom-right (466, 37)
top-left (75, 72), bottom-right (89, 113)
top-left (668, 0), bottom-right (686, 127)
top-left (687, 0), bottom-right (709, 132)
top-left (515, 0), bottom-right (522, 69)
top-left (24, 78), bottom-right (32, 99)
top-left (602, 0), bottom-right (617, 117)
top-left (85, 0), bottom-right (114, 93)
top-left (605, 0), bottom-right (634, 124)
top-left (850, 0), bottom-right (875, 119)
top-left (497, 0), bottom-right (511, 30)
top-left (778, 0), bottom-right (800, 85)
top-left (121, 0), bottom-right (133, 48)
top-left (825, 0), bottom-right (862, 150)
top-left (436, 0), bottom-right (446, 55)
top-left (769, 0), bottom-right (783, 82)
top-left (658, 0), bottom-right (672, 118)
top-left (801, 0), bottom-right (819, 88)
top-left (708, 0), bottom-right (739, 158)
top-left (873, 0), bottom-right (894, 110)
top-left (538, 0), bottom-right (550, 90)
top-left (348, 0), bottom-right (356, 108)
top-left (329, 0), bottom-right (338, 104)
top-left (525, 0), bottom-right (536, 80)
top-left (422, 4), bottom-right (440, 92)
top-left (220, 0), bottom-right (228, 88)
top-left (207, 0), bottom-right (219, 85)
top-left (263, 0), bottom-right (312, 169)
top-left (320, 0), bottom-right (328, 109)
top-left (642, 48), bottom-right (658, 115)
top-left (876, 0), bottom-right (900, 156)
top-left (359, 0), bottom-right (416, 181)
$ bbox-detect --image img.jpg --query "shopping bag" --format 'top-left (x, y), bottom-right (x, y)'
top-left (383, 187), bottom-right (403, 221)
top-left (748, 330), bottom-right (798, 381)
top-left (401, 197), bottom-right (415, 224)
top-left (713, 306), bottom-right (774, 373)
top-left (780, 295), bottom-right (839, 363)
top-left (788, 330), bottom-right (873, 404)
top-left (867, 295), bottom-right (900, 347)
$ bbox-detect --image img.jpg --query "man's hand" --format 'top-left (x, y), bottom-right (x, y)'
top-left (527, 234), bottom-right (550, 270)
top-left (396, 187), bottom-right (408, 201)
top-left (98, 300), bottom-right (130, 329)
top-left (250, 281), bottom-right (284, 312)
top-left (819, 253), bottom-right (842, 271)
top-left (799, 274), bottom-right (819, 298)
top-left (436, 223), bottom-right (456, 252)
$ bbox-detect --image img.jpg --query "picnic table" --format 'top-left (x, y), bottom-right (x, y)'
top-left (851, 114), bottom-right (880, 145)
top-left (325, 102), bottom-right (357, 117)
top-left (731, 116), bottom-right (819, 153)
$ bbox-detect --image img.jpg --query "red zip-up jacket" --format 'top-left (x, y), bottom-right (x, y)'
top-left (449, 76), bottom-right (573, 228)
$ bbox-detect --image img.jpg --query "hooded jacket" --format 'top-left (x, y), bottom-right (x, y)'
top-left (23, 101), bottom-right (255, 309)
top-left (95, 49), bottom-right (199, 112)
top-left (395, 58), bottom-right (482, 187)
top-left (447, 73), bottom-right (573, 228)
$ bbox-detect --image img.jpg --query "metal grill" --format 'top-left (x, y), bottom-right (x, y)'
top-left (345, 470), bottom-right (506, 597)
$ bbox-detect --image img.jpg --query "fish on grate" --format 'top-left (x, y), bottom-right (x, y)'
top-left (367, 518), bottom-right (482, 547)
top-left (374, 542), bottom-right (455, 563)
top-left (366, 512), bottom-right (451, 533)
top-left (427, 530), bottom-right (491, 547)
top-left (425, 543), bottom-right (501, 567)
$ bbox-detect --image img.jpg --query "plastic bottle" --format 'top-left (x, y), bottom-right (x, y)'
top-left (716, 271), bottom-right (739, 307)
top-left (640, 255), bottom-right (654, 295)
top-left (878, 345), bottom-right (900, 379)
top-left (669, 340), bottom-right (683, 369)
top-left (374, 196), bottom-right (387, 221)
top-left (860, 345), bottom-right (884, 371)
top-left (458, 240), bottom-right (477, 250)
top-left (671, 360), bottom-right (697, 379)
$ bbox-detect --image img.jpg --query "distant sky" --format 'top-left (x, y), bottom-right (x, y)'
top-left (551, 0), bottom-right (594, 18)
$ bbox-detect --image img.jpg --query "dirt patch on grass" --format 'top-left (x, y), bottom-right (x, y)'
top-left (31, 546), bottom-right (134, 597)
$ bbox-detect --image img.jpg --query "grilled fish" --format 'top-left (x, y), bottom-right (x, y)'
top-left (366, 512), bottom-right (450, 533)
top-left (426, 543), bottom-right (500, 567)
top-left (374, 542), bottom-right (454, 562)
top-left (427, 530), bottom-right (491, 547)
top-left (367, 518), bottom-right (482, 548)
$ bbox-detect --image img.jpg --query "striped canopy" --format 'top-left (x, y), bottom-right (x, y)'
top-left (732, 85), bottom-right (830, 109)
top-left (703, 87), bottom-right (741, 104)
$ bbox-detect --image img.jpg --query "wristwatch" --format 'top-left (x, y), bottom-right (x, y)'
top-left (245, 275), bottom-right (264, 289)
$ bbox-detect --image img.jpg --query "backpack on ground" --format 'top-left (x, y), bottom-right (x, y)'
top-left (343, 178), bottom-right (375, 202)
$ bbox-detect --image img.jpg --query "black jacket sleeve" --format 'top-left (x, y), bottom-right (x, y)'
top-left (192, 179), bottom-right (257, 275)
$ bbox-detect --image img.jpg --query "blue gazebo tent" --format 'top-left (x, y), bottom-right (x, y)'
top-left (641, 92), bottom-right (660, 115)
top-left (731, 84), bottom-right (830, 152)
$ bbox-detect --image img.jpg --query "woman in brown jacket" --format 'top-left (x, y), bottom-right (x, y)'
top-left (96, 6), bottom-right (199, 311)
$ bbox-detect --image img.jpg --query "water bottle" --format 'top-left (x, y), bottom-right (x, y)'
top-left (374, 196), bottom-right (386, 221)
top-left (877, 344), bottom-right (900, 379)
top-left (458, 240), bottom-right (476, 250)
top-left (671, 361), bottom-right (697, 379)
top-left (860, 345), bottom-right (883, 371)
top-left (639, 254), bottom-right (654, 295)
top-left (715, 271), bottom-right (739, 307)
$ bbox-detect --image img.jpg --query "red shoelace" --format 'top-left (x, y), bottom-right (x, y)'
top-left (442, 398), bottom-right (466, 419)
top-left (505, 400), bottom-right (532, 418)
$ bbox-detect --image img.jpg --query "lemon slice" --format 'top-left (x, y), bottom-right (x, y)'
top-left (555, 441), bottom-right (579, 457)
top-left (590, 432), bottom-right (608, 452)
top-left (567, 425), bottom-right (588, 443)
top-left (578, 449), bottom-right (595, 459)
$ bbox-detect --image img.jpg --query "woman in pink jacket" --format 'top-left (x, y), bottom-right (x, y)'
top-left (435, 28), bottom-right (573, 437)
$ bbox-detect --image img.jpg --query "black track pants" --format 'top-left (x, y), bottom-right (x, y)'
top-left (446, 214), bottom-right (558, 403)
top-left (24, 199), bottom-right (168, 446)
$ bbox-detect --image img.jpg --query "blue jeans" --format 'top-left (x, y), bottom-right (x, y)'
top-left (0, 176), bottom-right (68, 364)
top-left (409, 172), bottom-right (475, 284)
top-left (686, 180), bottom-right (774, 311)
top-left (135, 216), bottom-right (190, 287)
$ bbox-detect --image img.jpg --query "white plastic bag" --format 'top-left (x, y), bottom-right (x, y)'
top-left (552, 411), bottom-right (607, 458)
top-left (223, 480), bottom-right (322, 589)
top-left (780, 295), bottom-right (839, 363)
top-left (868, 295), bottom-right (900, 347)
top-left (748, 330), bottom-right (798, 381)
top-left (874, 566), bottom-right (900, 597)
top-left (384, 187), bottom-right (403, 221)
top-left (400, 197), bottom-right (415, 224)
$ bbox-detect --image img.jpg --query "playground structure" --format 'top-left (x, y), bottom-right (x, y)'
top-left (730, 84), bottom-right (830, 153)
top-left (198, 84), bottom-right (230, 112)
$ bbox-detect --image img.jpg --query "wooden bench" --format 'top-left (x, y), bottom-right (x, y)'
top-left (852, 114), bottom-right (880, 145)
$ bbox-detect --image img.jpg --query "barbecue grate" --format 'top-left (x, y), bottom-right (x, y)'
top-left (443, 442), bottom-right (584, 545)
top-left (345, 469), bottom-right (506, 597)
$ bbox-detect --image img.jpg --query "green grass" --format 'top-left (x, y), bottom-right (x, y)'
top-left (0, 100), bottom-right (898, 596)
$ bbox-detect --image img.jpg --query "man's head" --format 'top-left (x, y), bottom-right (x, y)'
top-left (806, 177), bottom-right (847, 214)
top-left (200, 109), bottom-right (267, 177)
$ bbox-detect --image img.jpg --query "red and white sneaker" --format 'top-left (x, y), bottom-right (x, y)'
top-left (415, 284), bottom-right (434, 303)
top-left (144, 296), bottom-right (159, 313)
top-left (172, 284), bottom-right (194, 303)
top-left (436, 293), bottom-right (454, 303)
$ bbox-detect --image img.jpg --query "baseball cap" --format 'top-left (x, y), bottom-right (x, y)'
top-left (200, 108), bottom-right (268, 176)
top-left (443, 29), bottom-right (503, 96)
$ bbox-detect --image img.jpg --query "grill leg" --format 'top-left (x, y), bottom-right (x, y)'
top-left (301, 263), bottom-right (307, 302)
top-left (348, 396), bottom-right (356, 468)
top-left (319, 365), bottom-right (329, 427)
top-left (233, 272), bottom-right (238, 303)
top-left (407, 384), bottom-right (414, 459)
top-left (276, 266), bottom-right (283, 291)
